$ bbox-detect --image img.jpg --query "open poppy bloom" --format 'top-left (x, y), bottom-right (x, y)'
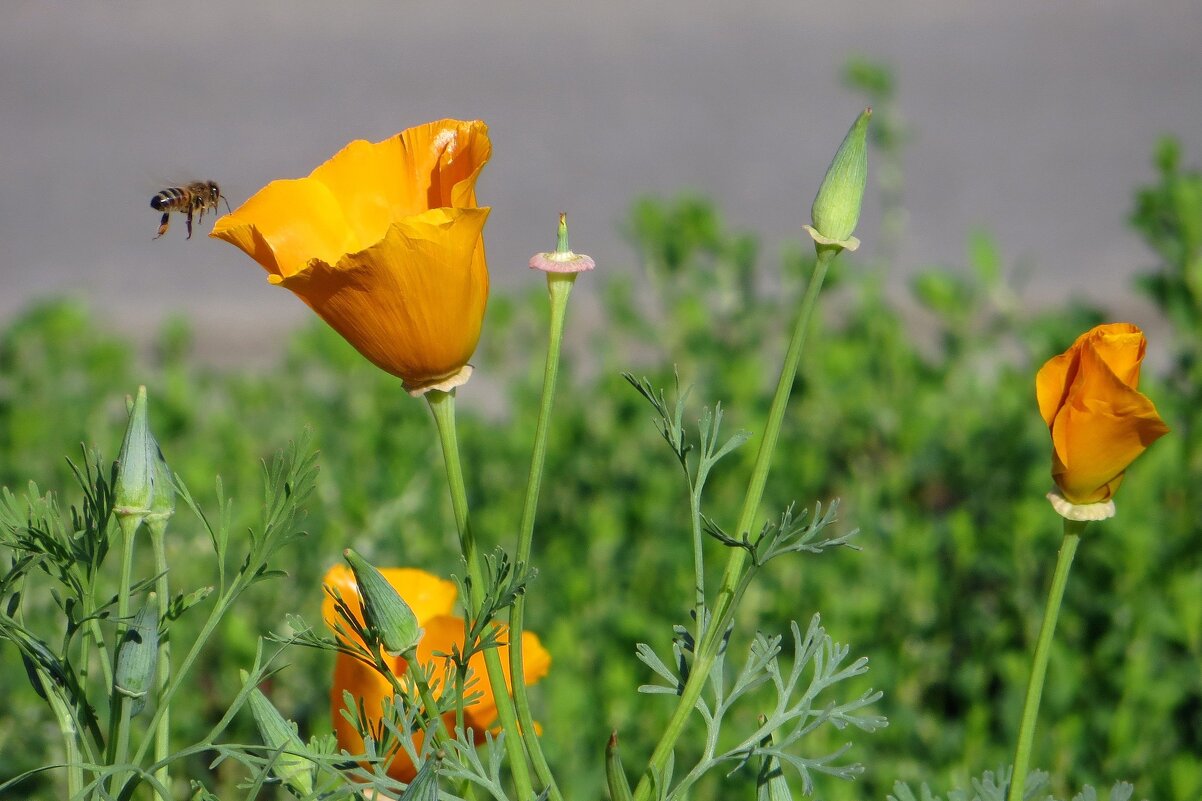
top-left (212, 119), bottom-right (492, 395)
top-left (322, 564), bottom-right (550, 781)
top-left (1036, 323), bottom-right (1169, 508)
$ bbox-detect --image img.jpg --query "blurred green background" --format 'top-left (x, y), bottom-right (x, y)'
top-left (1, 75), bottom-right (1200, 801)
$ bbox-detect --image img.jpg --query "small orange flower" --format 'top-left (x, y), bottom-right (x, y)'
top-left (322, 564), bottom-right (550, 782)
top-left (212, 120), bottom-right (492, 395)
top-left (1036, 323), bottom-right (1169, 506)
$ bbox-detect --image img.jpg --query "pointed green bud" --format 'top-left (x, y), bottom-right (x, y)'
top-left (146, 434), bottom-right (176, 524)
top-left (114, 593), bottom-right (159, 717)
top-left (756, 725), bottom-right (793, 801)
top-left (807, 107), bottom-right (871, 248)
top-left (400, 755), bottom-right (442, 801)
top-left (114, 386), bottom-right (157, 520)
top-left (242, 671), bottom-right (314, 796)
top-left (605, 731), bottom-right (634, 801)
top-left (343, 549), bottom-right (422, 655)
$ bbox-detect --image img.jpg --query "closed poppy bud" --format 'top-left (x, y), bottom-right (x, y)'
top-left (400, 756), bottom-right (441, 801)
top-left (114, 386), bottom-right (156, 520)
top-left (146, 435), bottom-right (175, 523)
top-left (212, 120), bottom-right (492, 396)
top-left (755, 727), bottom-right (792, 801)
top-left (343, 549), bottom-right (422, 656)
top-left (243, 673), bottom-right (315, 797)
top-left (114, 593), bottom-right (158, 717)
top-left (806, 107), bottom-right (871, 249)
top-left (1036, 323), bottom-right (1170, 514)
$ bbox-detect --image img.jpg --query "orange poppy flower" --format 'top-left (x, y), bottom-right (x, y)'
top-left (211, 119), bottom-right (492, 395)
top-left (322, 564), bottom-right (550, 781)
top-left (1036, 323), bottom-right (1169, 506)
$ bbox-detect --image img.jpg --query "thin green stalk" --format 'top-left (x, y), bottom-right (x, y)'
top-left (688, 486), bottom-right (706, 639)
top-left (508, 274), bottom-right (575, 801)
top-left (41, 669), bottom-right (84, 799)
top-left (426, 390), bottom-right (536, 801)
top-left (83, 568), bottom-right (114, 695)
top-left (1006, 519), bottom-right (1084, 801)
top-left (148, 520), bottom-right (171, 798)
top-left (631, 245), bottom-right (839, 801)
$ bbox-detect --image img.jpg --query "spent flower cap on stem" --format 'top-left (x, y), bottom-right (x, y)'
top-left (529, 212), bottom-right (595, 274)
top-left (342, 549), bottom-right (423, 655)
top-left (114, 386), bottom-right (157, 520)
top-left (805, 107), bottom-right (871, 251)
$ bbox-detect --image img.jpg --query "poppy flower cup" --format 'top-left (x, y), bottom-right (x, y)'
top-left (212, 119), bottom-right (492, 395)
top-left (1036, 322), bottom-right (1169, 511)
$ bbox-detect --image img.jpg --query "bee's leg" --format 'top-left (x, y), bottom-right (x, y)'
top-left (154, 212), bottom-right (171, 239)
top-left (185, 207), bottom-right (194, 239)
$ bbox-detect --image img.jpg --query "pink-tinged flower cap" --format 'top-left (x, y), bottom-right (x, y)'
top-left (530, 212), bottom-right (595, 274)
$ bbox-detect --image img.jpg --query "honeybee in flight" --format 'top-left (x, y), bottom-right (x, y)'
top-left (150, 181), bottom-right (231, 239)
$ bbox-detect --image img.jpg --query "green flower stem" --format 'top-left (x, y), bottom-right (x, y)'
top-left (83, 570), bottom-right (114, 695)
top-left (507, 273), bottom-right (576, 801)
top-left (632, 245), bottom-right (839, 801)
top-left (41, 668), bottom-right (84, 799)
top-left (426, 390), bottom-right (535, 801)
top-left (1006, 519), bottom-right (1084, 801)
top-left (688, 483), bottom-right (706, 640)
top-left (148, 519), bottom-right (171, 798)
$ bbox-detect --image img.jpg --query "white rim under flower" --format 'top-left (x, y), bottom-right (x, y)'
top-left (1046, 490), bottom-right (1116, 522)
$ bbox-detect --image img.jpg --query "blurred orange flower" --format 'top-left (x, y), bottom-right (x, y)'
top-left (212, 119), bottom-right (492, 395)
top-left (322, 564), bottom-right (550, 781)
top-left (1036, 323), bottom-right (1169, 505)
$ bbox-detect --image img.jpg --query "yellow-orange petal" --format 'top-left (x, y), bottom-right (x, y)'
top-left (1035, 323), bottom-right (1147, 427)
top-left (310, 119), bottom-right (491, 228)
top-left (276, 207), bottom-right (490, 390)
top-left (321, 564), bottom-right (458, 648)
top-left (210, 178), bottom-right (363, 278)
top-left (1085, 323), bottom-right (1145, 388)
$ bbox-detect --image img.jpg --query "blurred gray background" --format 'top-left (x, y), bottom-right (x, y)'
top-left (2, 1), bottom-right (1200, 360)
